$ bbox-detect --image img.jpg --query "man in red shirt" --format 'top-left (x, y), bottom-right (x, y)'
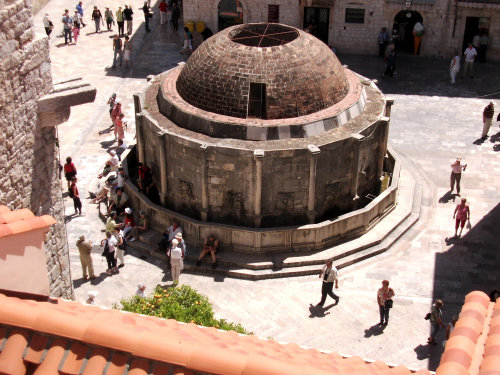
top-left (159, 0), bottom-right (169, 24)
top-left (137, 162), bottom-right (152, 194)
top-left (70, 177), bottom-right (82, 216)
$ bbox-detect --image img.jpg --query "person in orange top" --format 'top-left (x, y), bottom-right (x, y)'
top-left (70, 176), bottom-right (82, 215)
top-left (64, 156), bottom-right (77, 189)
top-left (115, 113), bottom-right (126, 140)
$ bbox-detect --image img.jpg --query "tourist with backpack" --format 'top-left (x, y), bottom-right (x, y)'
top-left (101, 231), bottom-right (117, 274)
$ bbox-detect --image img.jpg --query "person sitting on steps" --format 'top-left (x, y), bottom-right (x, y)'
top-left (196, 234), bottom-right (218, 269)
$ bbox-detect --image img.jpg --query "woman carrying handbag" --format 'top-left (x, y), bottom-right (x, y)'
top-left (377, 280), bottom-right (395, 326)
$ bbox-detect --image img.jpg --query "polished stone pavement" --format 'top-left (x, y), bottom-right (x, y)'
top-left (33, 3), bottom-right (500, 370)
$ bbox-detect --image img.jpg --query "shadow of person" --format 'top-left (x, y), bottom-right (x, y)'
top-left (364, 323), bottom-right (385, 338)
top-left (473, 137), bottom-right (487, 145)
top-left (308, 303), bottom-right (335, 318)
top-left (100, 139), bottom-right (116, 149)
top-left (494, 144), bottom-right (500, 152)
top-left (438, 190), bottom-right (457, 204)
top-left (414, 344), bottom-right (430, 361)
top-left (489, 131), bottom-right (500, 143)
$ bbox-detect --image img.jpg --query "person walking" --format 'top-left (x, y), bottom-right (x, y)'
top-left (171, 2), bottom-right (180, 30)
top-left (453, 197), bottom-right (470, 237)
top-left (73, 10), bottom-right (81, 30)
top-left (143, 1), bottom-right (152, 32)
top-left (70, 177), bottom-right (82, 215)
top-left (76, 1), bottom-right (86, 27)
top-left (115, 226), bottom-right (126, 268)
top-left (462, 43), bottom-right (477, 79)
top-left (169, 238), bottom-right (183, 283)
top-left (428, 300), bottom-right (445, 345)
top-left (72, 22), bottom-right (80, 44)
top-left (92, 6), bottom-right (103, 33)
top-left (43, 13), bottom-right (53, 38)
top-left (159, 0), bottom-right (168, 24)
top-left (62, 10), bottom-right (73, 45)
top-left (450, 157), bottom-right (467, 196)
top-left (479, 32), bottom-right (489, 63)
top-left (101, 231), bottom-right (118, 274)
top-left (449, 51), bottom-right (460, 84)
top-left (112, 34), bottom-right (123, 68)
top-left (116, 6), bottom-right (124, 35)
top-left (166, 0), bottom-right (173, 22)
top-left (124, 5), bottom-right (133, 35)
top-left (64, 156), bottom-right (77, 189)
top-left (382, 48), bottom-right (395, 80)
top-left (76, 235), bottom-right (95, 279)
top-left (316, 259), bottom-right (339, 307)
top-left (378, 27), bottom-right (388, 58)
top-left (123, 36), bottom-right (132, 67)
top-left (482, 101), bottom-right (495, 138)
top-left (377, 280), bottom-right (395, 326)
top-left (104, 7), bottom-right (114, 31)
top-left (180, 26), bottom-right (193, 54)
top-left (136, 282), bottom-right (146, 297)
top-left (446, 315), bottom-right (458, 340)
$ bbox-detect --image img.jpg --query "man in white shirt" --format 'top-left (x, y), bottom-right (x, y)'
top-left (98, 150), bottom-right (120, 178)
top-left (135, 283), bottom-right (146, 297)
top-left (316, 260), bottom-right (339, 307)
top-left (450, 157), bottom-right (467, 196)
top-left (449, 51), bottom-right (460, 84)
top-left (462, 43), bottom-right (477, 79)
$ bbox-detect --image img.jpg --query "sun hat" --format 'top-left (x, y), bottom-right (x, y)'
top-left (125, 207), bottom-right (132, 214)
top-left (110, 150), bottom-right (116, 155)
top-left (88, 291), bottom-right (98, 298)
top-left (175, 232), bottom-right (183, 239)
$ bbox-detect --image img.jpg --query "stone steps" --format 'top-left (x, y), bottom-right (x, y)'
top-left (126, 168), bottom-right (420, 280)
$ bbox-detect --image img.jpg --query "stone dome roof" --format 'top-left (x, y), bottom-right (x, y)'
top-left (176, 23), bottom-right (349, 120)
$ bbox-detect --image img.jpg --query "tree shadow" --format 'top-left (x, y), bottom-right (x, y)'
top-left (364, 323), bottom-right (386, 338)
top-left (308, 303), bottom-right (335, 318)
top-left (438, 190), bottom-right (457, 204)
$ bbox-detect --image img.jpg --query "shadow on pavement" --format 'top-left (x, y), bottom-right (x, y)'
top-left (308, 303), bottom-right (335, 318)
top-left (363, 323), bottom-right (385, 338)
top-left (428, 203), bottom-right (500, 370)
top-left (438, 191), bottom-right (458, 204)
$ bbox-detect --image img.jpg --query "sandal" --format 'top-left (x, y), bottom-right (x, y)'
top-left (106, 269), bottom-right (112, 275)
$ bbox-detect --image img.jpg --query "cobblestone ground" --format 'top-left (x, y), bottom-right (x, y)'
top-left (35, 3), bottom-right (500, 371)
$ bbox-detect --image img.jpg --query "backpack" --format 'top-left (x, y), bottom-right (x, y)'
top-left (68, 187), bottom-right (75, 198)
top-left (118, 235), bottom-right (128, 250)
top-left (101, 240), bottom-right (110, 256)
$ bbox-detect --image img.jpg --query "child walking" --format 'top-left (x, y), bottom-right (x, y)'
top-left (72, 24), bottom-right (80, 44)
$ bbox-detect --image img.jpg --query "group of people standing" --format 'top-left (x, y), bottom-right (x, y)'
top-left (450, 31), bottom-right (490, 84)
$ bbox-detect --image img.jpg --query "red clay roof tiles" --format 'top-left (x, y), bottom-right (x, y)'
top-left (7, 291), bottom-right (498, 375)
top-left (0, 206), bottom-right (56, 239)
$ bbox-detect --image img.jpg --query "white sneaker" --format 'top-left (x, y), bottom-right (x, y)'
top-left (130, 237), bottom-right (136, 242)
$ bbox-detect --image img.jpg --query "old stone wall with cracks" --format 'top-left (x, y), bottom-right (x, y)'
top-left (0, 0), bottom-right (73, 299)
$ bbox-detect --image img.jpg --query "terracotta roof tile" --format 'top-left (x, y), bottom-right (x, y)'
top-left (107, 353), bottom-right (128, 375)
top-left (24, 334), bottom-right (49, 364)
top-left (60, 342), bottom-right (88, 374)
top-left (81, 347), bottom-right (108, 375)
top-left (0, 292), bottom-right (485, 375)
top-left (33, 338), bottom-right (68, 375)
top-left (0, 206), bottom-right (56, 239)
top-left (0, 329), bottom-right (29, 375)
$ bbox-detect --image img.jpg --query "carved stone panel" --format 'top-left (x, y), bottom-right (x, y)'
top-left (325, 183), bottom-right (341, 202)
top-left (178, 180), bottom-right (193, 198)
top-left (275, 192), bottom-right (294, 211)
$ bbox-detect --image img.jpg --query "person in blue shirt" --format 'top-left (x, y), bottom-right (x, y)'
top-left (378, 27), bottom-right (388, 57)
top-left (180, 26), bottom-right (193, 54)
top-left (76, 1), bottom-right (86, 27)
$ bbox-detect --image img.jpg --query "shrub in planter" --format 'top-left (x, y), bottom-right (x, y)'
top-left (115, 284), bottom-right (252, 335)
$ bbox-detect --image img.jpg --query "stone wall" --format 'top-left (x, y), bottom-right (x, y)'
top-left (184, 0), bottom-right (500, 61)
top-left (0, 0), bottom-right (73, 299)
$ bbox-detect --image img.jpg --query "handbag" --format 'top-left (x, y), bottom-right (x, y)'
top-left (385, 299), bottom-right (393, 309)
top-left (148, 13), bottom-right (153, 18)
top-left (424, 312), bottom-right (431, 320)
top-left (101, 240), bottom-right (110, 257)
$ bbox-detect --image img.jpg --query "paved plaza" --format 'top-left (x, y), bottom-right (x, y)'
top-left (34, 1), bottom-right (500, 371)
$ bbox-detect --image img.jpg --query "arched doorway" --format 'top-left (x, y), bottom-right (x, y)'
top-left (392, 10), bottom-right (423, 55)
top-left (218, 0), bottom-right (243, 31)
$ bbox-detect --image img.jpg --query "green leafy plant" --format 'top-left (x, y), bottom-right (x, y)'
top-left (114, 284), bottom-right (252, 335)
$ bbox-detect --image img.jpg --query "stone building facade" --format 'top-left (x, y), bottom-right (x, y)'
top-left (0, 0), bottom-right (95, 299)
top-left (184, 0), bottom-right (500, 61)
